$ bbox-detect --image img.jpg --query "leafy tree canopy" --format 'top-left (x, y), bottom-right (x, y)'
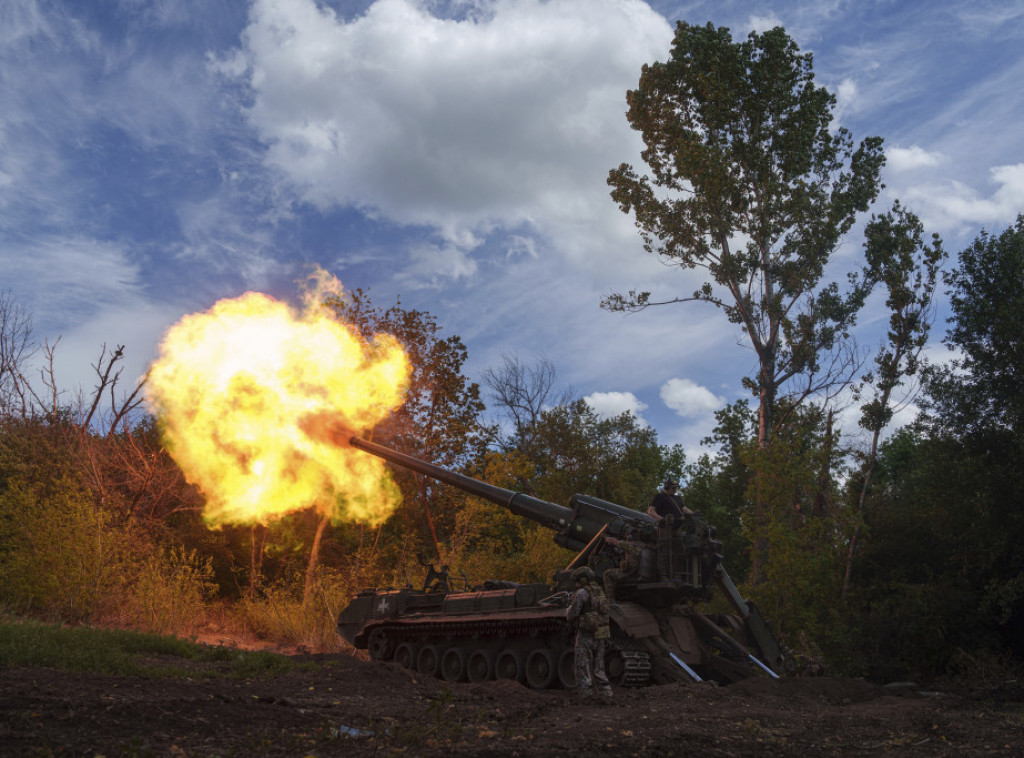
top-left (606, 22), bottom-right (885, 447)
top-left (926, 214), bottom-right (1024, 436)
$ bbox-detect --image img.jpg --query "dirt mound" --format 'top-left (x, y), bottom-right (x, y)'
top-left (730, 674), bottom-right (885, 704)
top-left (2, 654), bottom-right (1021, 756)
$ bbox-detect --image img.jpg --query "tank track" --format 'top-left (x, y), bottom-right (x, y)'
top-left (608, 639), bottom-right (652, 686)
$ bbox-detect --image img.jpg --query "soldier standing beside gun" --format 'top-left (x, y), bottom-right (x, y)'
top-left (566, 566), bottom-right (613, 704)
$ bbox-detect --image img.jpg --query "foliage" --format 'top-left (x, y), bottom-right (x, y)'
top-left (526, 399), bottom-right (683, 509)
top-left (606, 22), bottom-right (885, 449)
top-left (926, 214), bottom-right (1024, 434)
top-left (683, 400), bottom-right (756, 578)
top-left (484, 355), bottom-right (684, 510)
top-left (740, 407), bottom-right (852, 646)
top-left (0, 474), bottom-right (132, 621)
top-left (851, 421), bottom-right (1024, 677)
top-left (859, 204), bottom-right (945, 434)
top-left (325, 289), bottom-right (488, 466)
top-left (440, 450), bottom-right (576, 586)
top-left (235, 566), bottom-right (366, 651)
top-left (119, 547), bottom-right (216, 637)
top-left (842, 203), bottom-right (945, 597)
top-left (467, 357), bottom-right (684, 586)
top-left (914, 217), bottom-right (1024, 663)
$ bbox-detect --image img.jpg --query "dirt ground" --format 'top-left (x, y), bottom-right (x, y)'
top-left (2, 650), bottom-right (1022, 757)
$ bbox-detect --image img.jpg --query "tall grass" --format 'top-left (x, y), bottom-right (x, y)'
top-left (0, 617), bottom-right (305, 678)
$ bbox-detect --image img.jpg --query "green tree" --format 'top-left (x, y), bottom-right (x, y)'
top-left (606, 23), bottom-right (884, 450)
top-left (606, 22), bottom-right (885, 579)
top-left (483, 356), bottom-right (683, 510)
top-left (915, 215), bottom-right (1024, 664)
top-left (842, 203), bottom-right (944, 598)
top-left (853, 428), bottom-right (1012, 678)
top-left (741, 408), bottom-right (848, 648)
top-left (683, 400), bottom-right (756, 578)
top-left (926, 215), bottom-right (1024, 434)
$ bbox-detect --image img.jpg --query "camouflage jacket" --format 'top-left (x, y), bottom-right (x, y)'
top-left (567, 585), bottom-right (610, 639)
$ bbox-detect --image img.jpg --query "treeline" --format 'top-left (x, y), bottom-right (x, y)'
top-left (0, 288), bottom-right (682, 653)
top-left (1, 216), bottom-right (1022, 683)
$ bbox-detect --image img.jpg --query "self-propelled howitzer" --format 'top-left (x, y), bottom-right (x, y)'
top-left (337, 434), bottom-right (787, 688)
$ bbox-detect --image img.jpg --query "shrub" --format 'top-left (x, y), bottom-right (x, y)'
top-left (237, 570), bottom-right (351, 651)
top-left (119, 547), bottom-right (216, 637)
top-left (0, 477), bottom-right (130, 621)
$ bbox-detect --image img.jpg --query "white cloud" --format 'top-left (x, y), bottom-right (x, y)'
top-left (832, 77), bottom-right (860, 120)
top-left (584, 391), bottom-right (648, 424)
top-left (887, 145), bottom-right (944, 172)
top-left (903, 162), bottom-right (1024, 232)
top-left (748, 13), bottom-right (783, 34)
top-left (660, 377), bottom-right (724, 419)
top-left (228, 0), bottom-right (672, 270)
top-left (401, 241), bottom-right (479, 288)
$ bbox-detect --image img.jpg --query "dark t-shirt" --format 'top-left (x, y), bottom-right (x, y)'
top-left (650, 491), bottom-right (685, 519)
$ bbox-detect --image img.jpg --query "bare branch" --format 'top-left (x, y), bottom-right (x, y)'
top-left (83, 344), bottom-right (125, 431)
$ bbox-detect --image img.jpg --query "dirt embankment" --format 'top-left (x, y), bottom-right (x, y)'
top-left (2, 652), bottom-right (1022, 756)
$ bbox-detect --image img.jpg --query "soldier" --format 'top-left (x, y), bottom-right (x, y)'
top-left (566, 566), bottom-right (613, 704)
top-left (647, 477), bottom-right (693, 520)
top-left (602, 528), bottom-right (642, 604)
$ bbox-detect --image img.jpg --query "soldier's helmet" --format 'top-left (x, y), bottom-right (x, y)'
top-left (571, 566), bottom-right (597, 585)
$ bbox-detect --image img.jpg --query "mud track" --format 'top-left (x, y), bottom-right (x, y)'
top-left (2, 652), bottom-right (1021, 756)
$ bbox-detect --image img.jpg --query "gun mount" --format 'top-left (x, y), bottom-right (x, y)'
top-left (337, 433), bottom-right (787, 689)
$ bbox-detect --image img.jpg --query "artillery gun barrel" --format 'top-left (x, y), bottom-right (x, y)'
top-left (348, 435), bottom-right (573, 532)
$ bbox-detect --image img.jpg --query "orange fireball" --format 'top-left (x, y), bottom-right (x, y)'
top-left (146, 281), bottom-right (409, 527)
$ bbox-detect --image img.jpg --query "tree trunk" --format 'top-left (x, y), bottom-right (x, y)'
top-left (418, 475), bottom-right (442, 562)
top-left (249, 524), bottom-right (265, 599)
top-left (751, 366), bottom-right (775, 584)
top-left (304, 513), bottom-right (330, 609)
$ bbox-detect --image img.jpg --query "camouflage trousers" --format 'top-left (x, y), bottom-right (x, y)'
top-left (574, 634), bottom-right (612, 697)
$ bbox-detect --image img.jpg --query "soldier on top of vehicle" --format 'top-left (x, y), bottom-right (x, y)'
top-left (647, 477), bottom-right (693, 520)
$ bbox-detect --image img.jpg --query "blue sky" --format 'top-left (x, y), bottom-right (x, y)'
top-left (2, 0), bottom-right (1022, 456)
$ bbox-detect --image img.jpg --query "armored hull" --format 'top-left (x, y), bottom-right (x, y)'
top-left (339, 580), bottom-right (771, 689)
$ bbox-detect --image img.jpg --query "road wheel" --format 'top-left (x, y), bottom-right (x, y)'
top-left (393, 642), bottom-right (419, 669)
top-left (416, 645), bottom-right (442, 678)
top-left (494, 649), bottom-right (525, 682)
top-left (605, 648), bottom-right (626, 685)
top-left (441, 647), bottom-right (469, 682)
top-left (467, 649), bottom-right (495, 682)
top-left (524, 648), bottom-right (558, 690)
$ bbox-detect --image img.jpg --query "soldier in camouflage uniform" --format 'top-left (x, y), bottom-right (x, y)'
top-left (602, 528), bottom-right (642, 604)
top-left (566, 566), bottom-right (613, 703)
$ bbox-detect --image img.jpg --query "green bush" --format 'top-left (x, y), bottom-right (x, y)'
top-left (120, 547), bottom-right (216, 637)
top-left (0, 477), bottom-right (131, 621)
